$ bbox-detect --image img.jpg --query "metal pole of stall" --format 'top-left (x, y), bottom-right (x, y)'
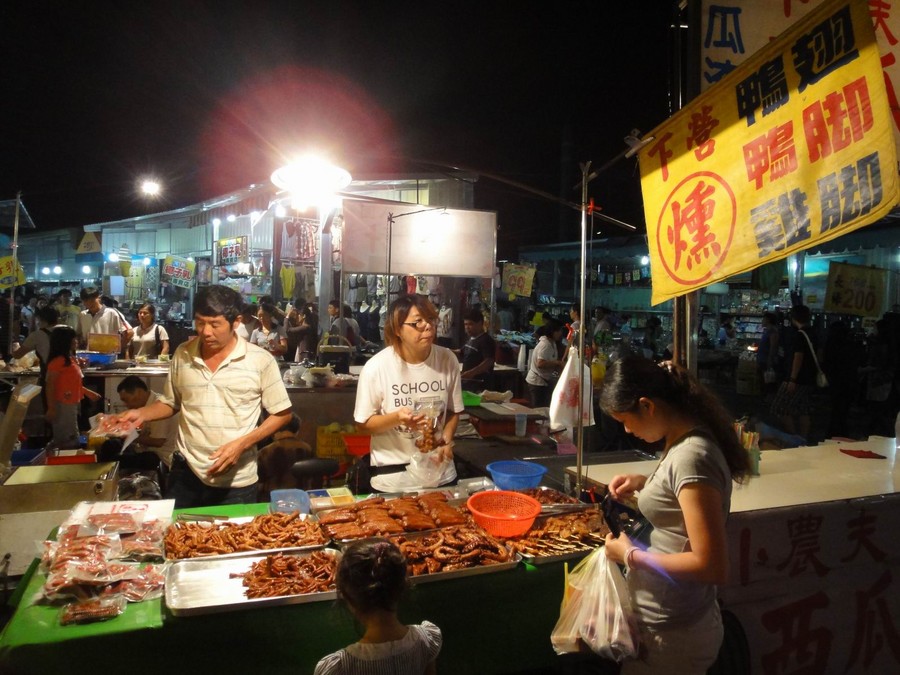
top-left (7, 192), bottom-right (22, 353)
top-left (574, 163), bottom-right (591, 497)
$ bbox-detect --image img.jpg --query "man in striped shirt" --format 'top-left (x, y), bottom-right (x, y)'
top-left (119, 285), bottom-right (292, 507)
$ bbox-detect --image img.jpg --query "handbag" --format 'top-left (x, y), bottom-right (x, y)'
top-left (550, 547), bottom-right (639, 661)
top-left (798, 330), bottom-right (828, 388)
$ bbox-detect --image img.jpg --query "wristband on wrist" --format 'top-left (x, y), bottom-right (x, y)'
top-left (624, 546), bottom-right (639, 570)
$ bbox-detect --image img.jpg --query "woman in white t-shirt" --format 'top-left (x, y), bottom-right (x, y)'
top-left (354, 296), bottom-right (463, 491)
top-left (525, 320), bottom-right (564, 407)
top-left (250, 303), bottom-right (288, 358)
top-left (128, 304), bottom-right (169, 360)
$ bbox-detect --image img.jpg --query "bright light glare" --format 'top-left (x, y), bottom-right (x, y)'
top-left (272, 155), bottom-right (351, 210)
top-left (108, 252), bottom-right (119, 262)
top-left (275, 204), bottom-right (287, 218)
top-left (53, 265), bottom-right (62, 274)
top-left (212, 218), bottom-right (222, 226)
top-left (226, 214), bottom-right (237, 223)
top-left (41, 266), bottom-right (50, 275)
top-left (143, 257), bottom-right (152, 265)
top-left (141, 180), bottom-right (162, 196)
top-left (640, 255), bottom-right (650, 266)
top-left (82, 265), bottom-right (92, 274)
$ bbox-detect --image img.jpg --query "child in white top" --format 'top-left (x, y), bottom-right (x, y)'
top-left (314, 539), bottom-right (441, 675)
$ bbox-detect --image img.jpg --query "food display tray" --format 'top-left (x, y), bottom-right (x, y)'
top-left (389, 528), bottom-right (521, 585)
top-left (165, 548), bottom-right (339, 616)
top-left (166, 515), bottom-right (327, 562)
top-left (508, 507), bottom-right (607, 565)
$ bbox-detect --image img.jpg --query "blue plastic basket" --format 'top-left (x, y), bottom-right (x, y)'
top-left (486, 460), bottom-right (548, 490)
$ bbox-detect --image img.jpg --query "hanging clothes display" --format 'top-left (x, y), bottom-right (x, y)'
top-left (280, 263), bottom-right (296, 299)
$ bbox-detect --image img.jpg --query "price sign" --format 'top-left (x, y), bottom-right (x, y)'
top-left (501, 264), bottom-right (535, 297)
top-left (824, 261), bottom-right (886, 317)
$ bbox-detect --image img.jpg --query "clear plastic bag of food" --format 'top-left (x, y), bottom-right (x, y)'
top-left (115, 519), bottom-right (168, 562)
top-left (101, 563), bottom-right (168, 602)
top-left (406, 447), bottom-right (453, 488)
top-left (551, 547), bottom-right (639, 661)
top-left (413, 397), bottom-right (446, 452)
top-left (59, 595), bottom-right (127, 626)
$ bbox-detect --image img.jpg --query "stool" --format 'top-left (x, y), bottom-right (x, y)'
top-left (291, 458), bottom-right (340, 490)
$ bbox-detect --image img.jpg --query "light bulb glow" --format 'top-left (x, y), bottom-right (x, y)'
top-left (140, 180), bottom-right (161, 196)
top-left (53, 265), bottom-right (62, 274)
top-left (82, 265), bottom-right (92, 274)
top-left (640, 255), bottom-right (650, 266)
top-left (108, 252), bottom-right (119, 262)
top-left (143, 257), bottom-right (152, 265)
top-left (41, 266), bottom-right (50, 275)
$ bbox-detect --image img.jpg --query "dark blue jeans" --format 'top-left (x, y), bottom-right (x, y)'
top-left (165, 453), bottom-right (259, 508)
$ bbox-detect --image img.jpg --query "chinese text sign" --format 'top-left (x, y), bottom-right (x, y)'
top-left (824, 260), bottom-right (887, 315)
top-left (641, 0), bottom-right (899, 305)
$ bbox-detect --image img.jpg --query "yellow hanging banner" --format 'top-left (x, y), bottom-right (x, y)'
top-left (0, 256), bottom-right (26, 289)
top-left (639, 0), bottom-right (899, 305)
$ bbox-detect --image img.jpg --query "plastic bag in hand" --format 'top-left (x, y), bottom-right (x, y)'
top-left (551, 547), bottom-right (639, 662)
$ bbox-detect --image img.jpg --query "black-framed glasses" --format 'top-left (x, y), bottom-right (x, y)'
top-left (402, 317), bottom-right (435, 331)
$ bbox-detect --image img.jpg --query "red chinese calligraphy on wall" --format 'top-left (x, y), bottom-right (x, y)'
top-left (655, 171), bottom-right (735, 286)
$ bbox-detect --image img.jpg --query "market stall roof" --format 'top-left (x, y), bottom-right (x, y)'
top-left (82, 183), bottom-right (274, 232)
top-left (0, 198), bottom-right (36, 230)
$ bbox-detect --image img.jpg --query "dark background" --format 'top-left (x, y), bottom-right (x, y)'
top-left (1, 1), bottom-right (679, 258)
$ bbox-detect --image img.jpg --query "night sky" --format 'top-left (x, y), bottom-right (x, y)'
top-left (1, 1), bottom-right (676, 258)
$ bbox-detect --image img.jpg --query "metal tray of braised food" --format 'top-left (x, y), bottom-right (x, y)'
top-left (505, 506), bottom-right (610, 565)
top-left (164, 512), bottom-right (329, 561)
top-left (516, 486), bottom-right (582, 507)
top-left (390, 525), bottom-right (521, 584)
top-left (318, 495), bottom-right (472, 544)
top-left (165, 548), bottom-right (340, 616)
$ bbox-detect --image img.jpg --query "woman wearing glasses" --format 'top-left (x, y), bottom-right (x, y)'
top-left (353, 295), bottom-right (463, 492)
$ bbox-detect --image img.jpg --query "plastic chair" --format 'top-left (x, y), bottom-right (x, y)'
top-left (290, 458), bottom-right (340, 491)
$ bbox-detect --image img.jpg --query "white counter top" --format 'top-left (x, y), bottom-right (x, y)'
top-left (569, 437), bottom-right (899, 513)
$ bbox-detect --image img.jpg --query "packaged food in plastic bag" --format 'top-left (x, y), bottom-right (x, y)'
top-left (551, 547), bottom-right (639, 662)
top-left (59, 595), bottom-right (127, 626)
top-left (406, 447), bottom-right (453, 488)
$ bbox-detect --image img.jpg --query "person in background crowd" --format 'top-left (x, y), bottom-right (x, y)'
top-left (100, 296), bottom-right (134, 352)
top-left (116, 375), bottom-right (178, 470)
top-left (12, 305), bottom-right (61, 396)
top-left (770, 305), bottom-right (817, 441)
top-left (55, 288), bottom-right (80, 329)
top-left (353, 296), bottom-right (462, 493)
top-left (250, 302), bottom-right (288, 358)
top-left (116, 285), bottom-right (292, 508)
top-left (861, 318), bottom-right (896, 437)
top-left (235, 303), bottom-right (259, 341)
top-left (525, 319), bottom-right (564, 407)
top-left (314, 539), bottom-right (442, 675)
top-left (258, 294), bottom-right (286, 321)
top-left (566, 304), bottom-right (582, 350)
top-left (643, 316), bottom-right (663, 357)
top-left (456, 308), bottom-right (496, 391)
top-left (822, 320), bottom-right (859, 439)
top-left (328, 299), bottom-right (360, 346)
top-left (128, 303), bottom-right (170, 359)
top-left (285, 304), bottom-right (319, 362)
top-left (20, 296), bottom-right (37, 336)
top-left (256, 413), bottom-right (313, 499)
top-left (601, 356), bottom-right (751, 674)
top-left (717, 319), bottom-right (736, 346)
top-left (46, 326), bottom-right (102, 447)
top-left (756, 312), bottom-right (781, 396)
top-left (619, 314), bottom-right (633, 338)
top-left (76, 286), bottom-right (132, 349)
top-left (496, 302), bottom-right (514, 332)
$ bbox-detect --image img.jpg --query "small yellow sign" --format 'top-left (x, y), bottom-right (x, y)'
top-left (76, 232), bottom-right (102, 254)
top-left (824, 261), bottom-right (887, 316)
top-left (502, 264), bottom-right (536, 297)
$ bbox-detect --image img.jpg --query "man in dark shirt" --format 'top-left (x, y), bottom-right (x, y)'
top-left (458, 308), bottom-right (496, 391)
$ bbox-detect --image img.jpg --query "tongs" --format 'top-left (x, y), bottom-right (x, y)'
top-left (176, 513), bottom-right (231, 522)
top-left (540, 502), bottom-right (592, 516)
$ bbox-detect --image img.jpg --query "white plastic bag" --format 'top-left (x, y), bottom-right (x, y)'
top-left (551, 547), bottom-right (639, 662)
top-left (549, 347), bottom-right (595, 434)
top-left (406, 448), bottom-right (452, 487)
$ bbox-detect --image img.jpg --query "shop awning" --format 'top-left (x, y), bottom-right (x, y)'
top-left (0, 199), bottom-right (36, 230)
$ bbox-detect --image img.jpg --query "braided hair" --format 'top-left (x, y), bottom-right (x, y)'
top-left (336, 539), bottom-right (407, 614)
top-left (600, 355), bottom-right (751, 481)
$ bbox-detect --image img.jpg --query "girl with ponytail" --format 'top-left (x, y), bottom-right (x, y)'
top-left (599, 355), bottom-right (749, 674)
